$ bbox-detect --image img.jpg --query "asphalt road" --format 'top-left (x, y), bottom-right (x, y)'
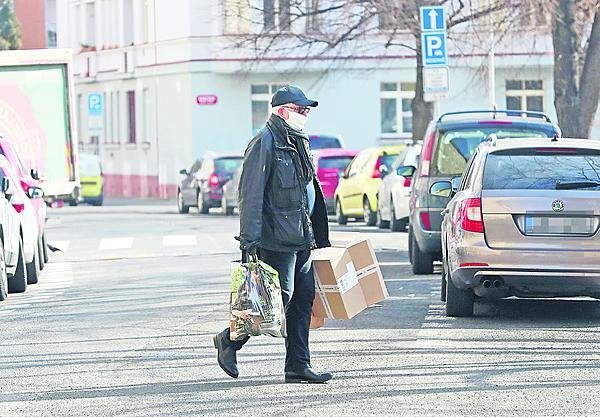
top-left (1, 200), bottom-right (600, 416)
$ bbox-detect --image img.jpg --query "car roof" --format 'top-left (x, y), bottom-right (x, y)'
top-left (437, 118), bottom-right (558, 131)
top-left (480, 137), bottom-right (600, 154)
top-left (358, 144), bottom-right (406, 156)
top-left (312, 149), bottom-right (358, 158)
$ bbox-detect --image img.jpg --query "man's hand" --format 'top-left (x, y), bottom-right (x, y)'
top-left (240, 241), bottom-right (259, 256)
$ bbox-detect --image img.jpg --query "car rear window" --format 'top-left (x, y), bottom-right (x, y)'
top-left (215, 158), bottom-right (243, 174)
top-left (483, 148), bottom-right (600, 190)
top-left (380, 154), bottom-right (398, 170)
top-left (318, 156), bottom-right (354, 170)
top-left (309, 135), bottom-right (342, 149)
top-left (434, 128), bottom-right (549, 176)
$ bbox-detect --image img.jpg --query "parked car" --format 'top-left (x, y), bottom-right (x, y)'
top-left (436, 137), bottom-right (600, 317)
top-left (221, 165), bottom-right (242, 216)
top-left (377, 143), bottom-right (422, 231)
top-left (309, 134), bottom-right (344, 150)
top-left (0, 175), bottom-right (19, 300)
top-left (313, 149), bottom-right (358, 214)
top-left (177, 154), bottom-right (243, 214)
top-left (409, 110), bottom-right (562, 275)
top-left (335, 145), bottom-right (405, 226)
top-left (79, 153), bottom-right (103, 206)
top-left (0, 156), bottom-right (44, 290)
top-left (0, 136), bottom-right (48, 269)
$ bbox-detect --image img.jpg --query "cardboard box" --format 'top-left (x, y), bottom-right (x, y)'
top-left (311, 237), bottom-right (388, 321)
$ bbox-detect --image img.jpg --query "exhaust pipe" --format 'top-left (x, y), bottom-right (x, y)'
top-left (493, 279), bottom-right (504, 288)
top-left (482, 279), bottom-right (492, 288)
top-left (475, 277), bottom-right (508, 298)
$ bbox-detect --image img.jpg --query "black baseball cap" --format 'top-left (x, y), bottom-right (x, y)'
top-left (271, 85), bottom-right (318, 108)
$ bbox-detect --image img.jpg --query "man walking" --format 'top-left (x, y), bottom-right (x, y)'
top-left (213, 85), bottom-right (332, 384)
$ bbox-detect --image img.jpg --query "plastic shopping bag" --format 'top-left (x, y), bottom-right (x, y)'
top-left (229, 257), bottom-right (286, 341)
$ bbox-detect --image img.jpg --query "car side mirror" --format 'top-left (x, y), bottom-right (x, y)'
top-left (451, 176), bottom-right (461, 192)
top-left (27, 186), bottom-right (44, 199)
top-left (430, 181), bottom-right (453, 198)
top-left (30, 169), bottom-right (40, 181)
top-left (379, 165), bottom-right (389, 178)
top-left (1, 177), bottom-right (9, 195)
top-left (179, 169), bottom-right (189, 176)
top-left (397, 165), bottom-right (416, 178)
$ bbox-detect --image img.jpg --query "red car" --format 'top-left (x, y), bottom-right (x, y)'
top-left (0, 137), bottom-right (48, 268)
top-left (312, 149), bottom-right (358, 213)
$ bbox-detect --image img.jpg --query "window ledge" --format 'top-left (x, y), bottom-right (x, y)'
top-left (125, 143), bottom-right (138, 150)
top-left (103, 143), bottom-right (121, 150)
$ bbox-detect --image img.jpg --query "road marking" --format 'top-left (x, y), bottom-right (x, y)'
top-left (98, 237), bottom-right (133, 251)
top-left (379, 261), bottom-right (411, 266)
top-left (162, 234), bottom-right (197, 247)
top-left (51, 240), bottom-right (70, 252)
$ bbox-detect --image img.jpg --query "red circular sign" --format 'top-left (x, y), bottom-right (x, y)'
top-left (195, 94), bottom-right (218, 106)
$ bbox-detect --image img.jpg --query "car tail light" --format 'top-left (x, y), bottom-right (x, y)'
top-left (403, 177), bottom-right (412, 187)
top-left (457, 198), bottom-right (484, 233)
top-left (478, 120), bottom-right (512, 125)
top-left (12, 203), bottom-right (25, 213)
top-left (209, 173), bottom-right (219, 186)
top-left (535, 147), bottom-right (577, 154)
top-left (420, 211), bottom-right (431, 230)
top-left (460, 262), bottom-right (489, 268)
top-left (420, 129), bottom-right (436, 177)
top-left (372, 156), bottom-right (382, 179)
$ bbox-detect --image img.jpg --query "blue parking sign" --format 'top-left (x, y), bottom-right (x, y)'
top-left (421, 32), bottom-right (448, 66)
top-left (88, 93), bottom-right (103, 116)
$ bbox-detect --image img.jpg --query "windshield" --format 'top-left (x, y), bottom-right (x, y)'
top-left (79, 156), bottom-right (102, 176)
top-left (318, 156), bottom-right (354, 170)
top-left (434, 127), bottom-right (550, 176)
top-left (215, 157), bottom-right (243, 174)
top-left (483, 148), bottom-right (600, 190)
top-left (309, 135), bottom-right (342, 149)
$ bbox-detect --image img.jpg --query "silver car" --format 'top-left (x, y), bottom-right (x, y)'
top-left (433, 137), bottom-right (600, 317)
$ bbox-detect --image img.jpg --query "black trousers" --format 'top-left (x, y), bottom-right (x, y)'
top-left (221, 248), bottom-right (315, 372)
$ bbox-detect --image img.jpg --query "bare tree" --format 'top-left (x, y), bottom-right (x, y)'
top-left (224, 0), bottom-right (517, 142)
top-left (552, 0), bottom-right (600, 137)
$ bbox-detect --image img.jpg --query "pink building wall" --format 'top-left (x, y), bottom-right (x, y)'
top-left (15, 0), bottom-right (47, 50)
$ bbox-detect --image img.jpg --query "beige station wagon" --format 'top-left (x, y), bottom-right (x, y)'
top-left (433, 137), bottom-right (600, 317)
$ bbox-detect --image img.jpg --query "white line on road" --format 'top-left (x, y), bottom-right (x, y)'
top-left (98, 237), bottom-right (133, 251)
top-left (378, 261), bottom-right (412, 266)
top-left (162, 234), bottom-right (197, 247)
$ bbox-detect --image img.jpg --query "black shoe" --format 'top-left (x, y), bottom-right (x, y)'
top-left (285, 367), bottom-right (333, 384)
top-left (213, 333), bottom-right (239, 379)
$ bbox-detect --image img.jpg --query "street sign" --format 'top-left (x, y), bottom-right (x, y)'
top-left (420, 6), bottom-right (446, 31)
top-left (421, 32), bottom-right (448, 66)
top-left (423, 67), bottom-right (449, 102)
top-left (87, 93), bottom-right (103, 116)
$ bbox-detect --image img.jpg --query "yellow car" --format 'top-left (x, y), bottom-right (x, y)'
top-left (334, 145), bottom-right (405, 226)
top-left (79, 153), bottom-right (103, 206)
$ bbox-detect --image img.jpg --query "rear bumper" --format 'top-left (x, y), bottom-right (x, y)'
top-left (450, 238), bottom-right (600, 296)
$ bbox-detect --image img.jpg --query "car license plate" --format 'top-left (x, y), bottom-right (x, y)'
top-left (524, 215), bottom-right (596, 235)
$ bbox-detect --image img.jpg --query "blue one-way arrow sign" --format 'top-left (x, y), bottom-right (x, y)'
top-left (420, 6), bottom-right (446, 32)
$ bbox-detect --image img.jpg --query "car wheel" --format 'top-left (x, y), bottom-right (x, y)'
top-left (336, 199), bottom-right (348, 225)
top-left (198, 191), bottom-right (209, 214)
top-left (177, 190), bottom-right (189, 214)
top-left (410, 228), bottom-right (434, 275)
top-left (445, 269), bottom-right (474, 317)
top-left (363, 197), bottom-right (377, 226)
top-left (221, 195), bottom-right (234, 216)
top-left (377, 209), bottom-right (390, 229)
top-left (0, 240), bottom-right (7, 301)
top-left (26, 242), bottom-right (40, 285)
top-left (8, 238), bottom-right (27, 293)
top-left (440, 262), bottom-right (448, 302)
top-left (37, 235), bottom-right (45, 271)
top-left (41, 232), bottom-right (49, 264)
top-left (390, 203), bottom-right (407, 232)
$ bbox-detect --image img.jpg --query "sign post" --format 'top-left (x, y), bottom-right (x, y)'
top-left (420, 6), bottom-right (449, 103)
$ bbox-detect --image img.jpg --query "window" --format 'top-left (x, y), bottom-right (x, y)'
top-left (85, 1), bottom-right (96, 47)
top-left (263, 0), bottom-right (291, 32)
top-left (506, 79), bottom-right (544, 113)
top-left (380, 82), bottom-right (415, 136)
top-left (109, 91), bottom-right (120, 143)
top-left (127, 90), bottom-right (136, 144)
top-left (123, 0), bottom-right (134, 46)
top-left (251, 83), bottom-right (288, 134)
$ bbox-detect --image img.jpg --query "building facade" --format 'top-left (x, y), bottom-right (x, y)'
top-left (55, 1), bottom-right (591, 199)
top-left (15, 0), bottom-right (57, 49)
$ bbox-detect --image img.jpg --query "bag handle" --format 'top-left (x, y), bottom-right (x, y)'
top-left (241, 250), bottom-right (258, 264)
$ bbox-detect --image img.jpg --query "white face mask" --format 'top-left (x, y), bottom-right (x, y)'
top-left (285, 111), bottom-right (308, 131)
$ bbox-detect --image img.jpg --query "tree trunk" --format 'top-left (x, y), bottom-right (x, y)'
top-left (412, 33), bottom-right (434, 143)
top-left (552, 0), bottom-right (580, 137)
top-left (577, 9), bottom-right (600, 138)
